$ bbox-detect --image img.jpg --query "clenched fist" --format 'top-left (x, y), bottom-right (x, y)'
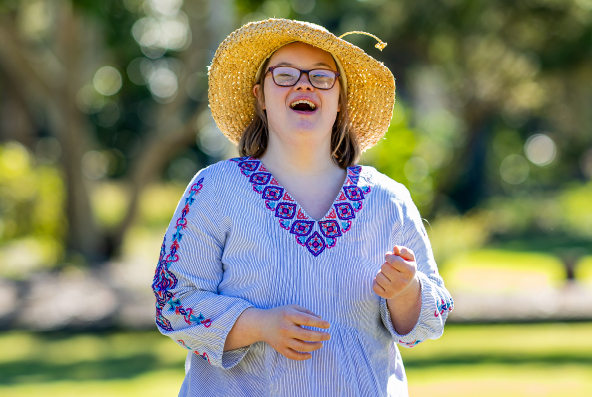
top-left (372, 246), bottom-right (418, 300)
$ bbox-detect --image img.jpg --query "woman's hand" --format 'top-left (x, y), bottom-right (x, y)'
top-left (373, 245), bottom-right (419, 300)
top-left (259, 304), bottom-right (331, 361)
top-left (373, 245), bottom-right (422, 335)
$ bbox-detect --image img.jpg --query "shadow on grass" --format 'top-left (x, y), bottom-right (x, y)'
top-left (0, 354), bottom-right (182, 385)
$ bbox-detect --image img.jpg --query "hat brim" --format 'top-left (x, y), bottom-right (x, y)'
top-left (208, 18), bottom-right (396, 152)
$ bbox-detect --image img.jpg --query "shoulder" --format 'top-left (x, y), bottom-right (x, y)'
top-left (188, 156), bottom-right (250, 190)
top-left (359, 165), bottom-right (412, 205)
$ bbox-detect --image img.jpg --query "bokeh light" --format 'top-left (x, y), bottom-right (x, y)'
top-left (81, 151), bottom-right (109, 180)
top-left (148, 67), bottom-right (178, 102)
top-left (524, 133), bottom-right (557, 166)
top-left (93, 66), bottom-right (123, 97)
top-left (196, 110), bottom-right (231, 157)
top-left (131, 0), bottom-right (191, 58)
top-left (291, 0), bottom-right (315, 15)
top-left (500, 154), bottom-right (530, 184)
top-left (76, 85), bottom-right (105, 114)
top-left (404, 156), bottom-right (430, 183)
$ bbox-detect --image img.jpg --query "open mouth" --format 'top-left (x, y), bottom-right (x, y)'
top-left (290, 100), bottom-right (317, 113)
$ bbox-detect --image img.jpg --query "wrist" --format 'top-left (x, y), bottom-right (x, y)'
top-left (387, 275), bottom-right (420, 304)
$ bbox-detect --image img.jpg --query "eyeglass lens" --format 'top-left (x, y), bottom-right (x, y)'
top-left (272, 67), bottom-right (337, 89)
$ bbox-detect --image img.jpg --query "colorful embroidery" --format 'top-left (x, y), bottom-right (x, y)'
top-left (230, 157), bottom-right (371, 256)
top-left (435, 298), bottom-right (454, 317)
top-left (152, 177), bottom-right (212, 332)
top-left (399, 339), bottom-right (422, 348)
top-left (177, 339), bottom-right (211, 363)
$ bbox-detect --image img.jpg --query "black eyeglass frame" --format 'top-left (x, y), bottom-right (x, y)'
top-left (266, 66), bottom-right (341, 90)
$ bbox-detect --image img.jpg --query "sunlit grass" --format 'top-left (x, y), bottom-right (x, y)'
top-left (440, 249), bottom-right (567, 292)
top-left (0, 323), bottom-right (591, 396)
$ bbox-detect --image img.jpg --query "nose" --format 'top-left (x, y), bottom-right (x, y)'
top-left (294, 71), bottom-right (314, 91)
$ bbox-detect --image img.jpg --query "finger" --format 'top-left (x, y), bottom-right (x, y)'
top-left (380, 262), bottom-right (399, 281)
top-left (292, 313), bottom-right (330, 329)
top-left (372, 278), bottom-right (387, 296)
top-left (289, 305), bottom-right (320, 317)
top-left (394, 246), bottom-right (415, 262)
top-left (282, 348), bottom-right (312, 361)
top-left (375, 272), bottom-right (392, 290)
top-left (287, 338), bottom-right (324, 353)
top-left (292, 327), bottom-right (331, 342)
top-left (384, 254), bottom-right (409, 272)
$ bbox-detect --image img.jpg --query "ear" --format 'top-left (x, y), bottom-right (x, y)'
top-left (253, 84), bottom-right (265, 110)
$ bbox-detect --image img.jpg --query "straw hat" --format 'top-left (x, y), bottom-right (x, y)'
top-left (208, 18), bottom-right (395, 152)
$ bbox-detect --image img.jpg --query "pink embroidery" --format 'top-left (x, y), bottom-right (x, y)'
top-left (177, 339), bottom-right (211, 364)
top-left (152, 178), bottom-right (212, 332)
top-left (434, 298), bottom-right (454, 317)
top-left (399, 339), bottom-right (422, 348)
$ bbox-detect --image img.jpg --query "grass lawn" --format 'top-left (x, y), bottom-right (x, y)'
top-left (0, 322), bottom-right (591, 396)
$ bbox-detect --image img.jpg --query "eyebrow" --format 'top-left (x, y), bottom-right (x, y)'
top-left (275, 61), bottom-right (335, 69)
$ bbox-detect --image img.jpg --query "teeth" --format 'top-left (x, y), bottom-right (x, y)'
top-left (290, 100), bottom-right (316, 110)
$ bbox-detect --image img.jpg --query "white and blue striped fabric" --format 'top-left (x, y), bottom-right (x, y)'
top-left (152, 157), bottom-right (453, 397)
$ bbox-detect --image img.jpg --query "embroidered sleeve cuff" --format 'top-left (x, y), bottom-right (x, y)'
top-left (180, 299), bottom-right (254, 369)
top-left (380, 271), bottom-right (443, 348)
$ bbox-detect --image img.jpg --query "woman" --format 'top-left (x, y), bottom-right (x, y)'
top-left (152, 19), bottom-right (453, 397)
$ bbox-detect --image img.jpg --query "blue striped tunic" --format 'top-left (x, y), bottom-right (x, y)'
top-left (152, 157), bottom-right (453, 397)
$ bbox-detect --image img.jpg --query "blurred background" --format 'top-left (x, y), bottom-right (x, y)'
top-left (0, 0), bottom-right (591, 395)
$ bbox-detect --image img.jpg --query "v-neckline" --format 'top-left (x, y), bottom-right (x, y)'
top-left (230, 156), bottom-right (372, 256)
top-left (256, 160), bottom-right (349, 222)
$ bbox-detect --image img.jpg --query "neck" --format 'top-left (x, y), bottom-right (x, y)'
top-left (259, 129), bottom-right (341, 177)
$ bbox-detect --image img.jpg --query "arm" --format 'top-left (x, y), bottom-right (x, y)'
top-left (152, 170), bottom-right (254, 369)
top-left (373, 187), bottom-right (454, 348)
top-left (153, 169), bottom-right (331, 367)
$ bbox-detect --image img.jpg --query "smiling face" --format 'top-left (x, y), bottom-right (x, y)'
top-left (253, 42), bottom-right (341, 148)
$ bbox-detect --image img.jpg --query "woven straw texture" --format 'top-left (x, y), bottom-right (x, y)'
top-left (208, 18), bottom-right (396, 152)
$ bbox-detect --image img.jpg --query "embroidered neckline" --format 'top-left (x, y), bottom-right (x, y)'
top-left (230, 157), bottom-right (372, 257)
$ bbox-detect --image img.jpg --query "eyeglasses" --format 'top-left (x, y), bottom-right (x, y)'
top-left (266, 66), bottom-right (340, 90)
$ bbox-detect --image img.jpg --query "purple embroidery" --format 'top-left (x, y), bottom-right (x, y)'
top-left (262, 186), bottom-right (284, 200)
top-left (152, 178), bottom-right (212, 332)
top-left (399, 339), bottom-right (422, 348)
top-left (319, 220), bottom-right (342, 238)
top-left (435, 298), bottom-right (454, 317)
top-left (343, 185), bottom-right (364, 201)
top-left (232, 157), bottom-right (371, 256)
top-left (276, 202), bottom-right (297, 219)
top-left (250, 172), bottom-right (272, 185)
top-left (334, 203), bottom-right (355, 220)
top-left (177, 339), bottom-right (211, 363)
top-left (290, 220), bottom-right (315, 236)
top-left (306, 231), bottom-right (326, 256)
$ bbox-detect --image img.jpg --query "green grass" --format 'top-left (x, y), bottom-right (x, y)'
top-left (439, 249), bottom-right (586, 293)
top-left (1, 323), bottom-right (591, 396)
top-left (401, 322), bottom-right (592, 396)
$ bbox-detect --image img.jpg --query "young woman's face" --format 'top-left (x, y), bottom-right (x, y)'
top-left (254, 42), bottom-right (341, 145)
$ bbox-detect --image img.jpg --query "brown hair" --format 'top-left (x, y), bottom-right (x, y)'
top-left (238, 57), bottom-right (361, 168)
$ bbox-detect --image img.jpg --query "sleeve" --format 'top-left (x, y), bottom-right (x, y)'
top-left (379, 186), bottom-right (454, 348)
top-left (152, 167), bottom-right (254, 368)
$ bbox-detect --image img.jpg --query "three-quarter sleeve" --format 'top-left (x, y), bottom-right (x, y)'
top-left (379, 186), bottom-right (454, 348)
top-left (152, 167), bottom-right (254, 368)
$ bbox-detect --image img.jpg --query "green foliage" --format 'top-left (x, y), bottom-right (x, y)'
top-left (0, 142), bottom-right (65, 276)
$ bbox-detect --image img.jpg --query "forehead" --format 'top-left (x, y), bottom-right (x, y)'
top-left (268, 42), bottom-right (337, 69)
